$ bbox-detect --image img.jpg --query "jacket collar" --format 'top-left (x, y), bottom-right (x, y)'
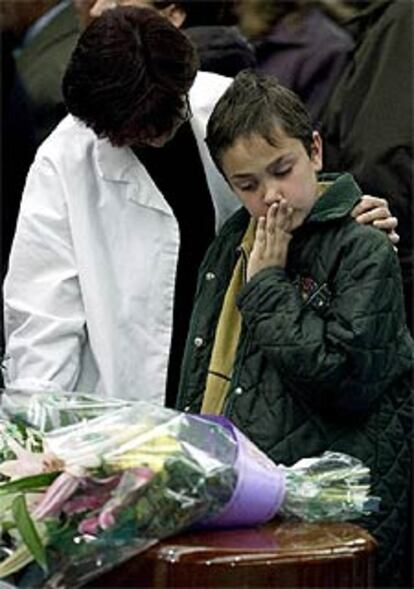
top-left (218, 173), bottom-right (361, 236)
top-left (306, 173), bottom-right (362, 224)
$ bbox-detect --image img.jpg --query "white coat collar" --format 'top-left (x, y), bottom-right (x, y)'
top-left (95, 137), bottom-right (173, 215)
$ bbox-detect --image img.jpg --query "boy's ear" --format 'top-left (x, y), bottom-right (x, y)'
top-left (159, 3), bottom-right (187, 27)
top-left (311, 131), bottom-right (323, 172)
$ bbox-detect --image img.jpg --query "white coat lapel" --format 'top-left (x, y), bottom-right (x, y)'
top-left (96, 138), bottom-right (173, 216)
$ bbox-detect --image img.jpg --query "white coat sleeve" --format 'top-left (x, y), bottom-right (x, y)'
top-left (3, 156), bottom-right (86, 392)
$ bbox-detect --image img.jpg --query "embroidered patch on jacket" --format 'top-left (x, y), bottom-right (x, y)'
top-left (299, 276), bottom-right (331, 312)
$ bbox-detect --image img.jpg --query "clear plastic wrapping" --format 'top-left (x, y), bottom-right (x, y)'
top-left (0, 389), bottom-right (379, 588)
top-left (279, 452), bottom-right (380, 522)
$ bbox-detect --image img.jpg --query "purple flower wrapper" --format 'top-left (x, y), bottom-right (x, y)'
top-left (194, 415), bottom-right (286, 528)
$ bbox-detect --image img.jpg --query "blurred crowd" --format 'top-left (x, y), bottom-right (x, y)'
top-left (1, 0), bottom-right (412, 331)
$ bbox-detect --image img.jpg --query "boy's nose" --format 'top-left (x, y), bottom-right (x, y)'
top-left (263, 183), bottom-right (282, 206)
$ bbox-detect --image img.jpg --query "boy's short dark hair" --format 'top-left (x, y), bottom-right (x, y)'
top-left (62, 6), bottom-right (198, 146)
top-left (206, 70), bottom-right (314, 172)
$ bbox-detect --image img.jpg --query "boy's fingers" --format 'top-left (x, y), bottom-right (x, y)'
top-left (255, 216), bottom-right (266, 249)
top-left (275, 200), bottom-right (294, 233)
top-left (275, 199), bottom-right (287, 226)
top-left (266, 203), bottom-right (278, 234)
top-left (286, 206), bottom-right (294, 229)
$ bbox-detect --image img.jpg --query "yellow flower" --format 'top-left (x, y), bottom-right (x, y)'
top-left (104, 434), bottom-right (181, 472)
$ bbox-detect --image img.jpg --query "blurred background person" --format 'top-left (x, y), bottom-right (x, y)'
top-left (1, 0), bottom-right (80, 278)
top-left (175, 0), bottom-right (256, 77)
top-left (235, 0), bottom-right (355, 123)
top-left (1, 27), bottom-right (37, 375)
top-left (322, 0), bottom-right (413, 335)
top-left (1, 28), bottom-right (36, 277)
top-left (0, 0), bottom-right (79, 146)
top-left (73, 0), bottom-right (256, 76)
top-left (72, 0), bottom-right (96, 27)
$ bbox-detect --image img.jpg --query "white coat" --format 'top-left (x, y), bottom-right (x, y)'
top-left (3, 71), bottom-right (240, 403)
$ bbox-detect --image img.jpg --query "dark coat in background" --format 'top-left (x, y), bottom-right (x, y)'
top-left (253, 7), bottom-right (354, 123)
top-left (1, 31), bottom-right (37, 277)
top-left (186, 25), bottom-right (256, 77)
top-left (1, 31), bottom-right (37, 380)
top-left (16, 2), bottom-right (79, 145)
top-left (321, 0), bottom-right (413, 333)
top-left (177, 174), bottom-right (413, 588)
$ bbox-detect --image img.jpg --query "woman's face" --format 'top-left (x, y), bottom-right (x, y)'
top-left (119, 95), bottom-right (191, 149)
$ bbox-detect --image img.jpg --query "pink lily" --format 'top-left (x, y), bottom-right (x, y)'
top-left (0, 435), bottom-right (64, 480)
top-left (78, 516), bottom-right (100, 535)
top-left (32, 472), bottom-right (80, 520)
top-left (97, 467), bottom-right (154, 530)
top-left (63, 474), bottom-right (121, 516)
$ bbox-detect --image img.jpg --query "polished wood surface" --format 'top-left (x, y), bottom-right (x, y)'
top-left (89, 519), bottom-right (376, 588)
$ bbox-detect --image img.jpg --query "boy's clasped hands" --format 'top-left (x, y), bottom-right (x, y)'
top-left (248, 200), bottom-right (295, 280)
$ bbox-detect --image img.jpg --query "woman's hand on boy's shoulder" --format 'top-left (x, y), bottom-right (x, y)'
top-left (351, 195), bottom-right (400, 247)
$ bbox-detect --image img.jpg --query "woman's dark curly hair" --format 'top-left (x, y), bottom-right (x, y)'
top-left (62, 6), bottom-right (199, 146)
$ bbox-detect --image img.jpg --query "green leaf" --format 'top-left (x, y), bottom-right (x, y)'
top-left (11, 494), bottom-right (48, 570)
top-left (0, 541), bottom-right (35, 577)
top-left (0, 493), bottom-right (15, 514)
top-left (0, 472), bottom-right (60, 496)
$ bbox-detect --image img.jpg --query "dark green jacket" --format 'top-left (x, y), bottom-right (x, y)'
top-left (177, 173), bottom-right (413, 587)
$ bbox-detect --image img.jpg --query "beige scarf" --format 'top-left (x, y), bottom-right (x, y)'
top-left (201, 218), bottom-right (256, 414)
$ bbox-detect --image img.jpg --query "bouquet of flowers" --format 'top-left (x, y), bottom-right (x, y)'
top-left (0, 389), bottom-right (379, 588)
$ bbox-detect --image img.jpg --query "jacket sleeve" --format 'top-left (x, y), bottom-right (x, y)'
top-left (237, 232), bottom-right (413, 415)
top-left (3, 156), bottom-right (86, 392)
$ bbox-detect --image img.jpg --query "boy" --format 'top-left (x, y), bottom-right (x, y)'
top-left (176, 71), bottom-right (413, 587)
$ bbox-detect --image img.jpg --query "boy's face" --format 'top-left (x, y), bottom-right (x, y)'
top-left (221, 127), bottom-right (323, 229)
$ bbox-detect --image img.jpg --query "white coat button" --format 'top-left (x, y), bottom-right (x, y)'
top-left (194, 337), bottom-right (204, 348)
top-left (205, 272), bottom-right (216, 281)
top-left (234, 386), bottom-right (243, 395)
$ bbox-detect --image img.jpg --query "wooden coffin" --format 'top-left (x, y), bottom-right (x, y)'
top-left (92, 519), bottom-right (377, 588)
